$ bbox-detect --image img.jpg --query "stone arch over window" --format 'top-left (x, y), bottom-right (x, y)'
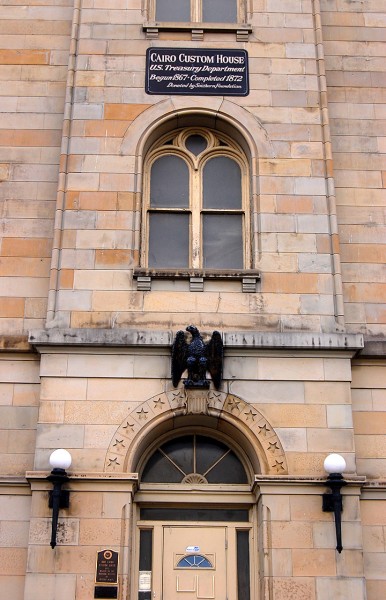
top-left (104, 390), bottom-right (288, 475)
top-left (120, 100), bottom-right (275, 172)
top-left (120, 100), bottom-right (275, 267)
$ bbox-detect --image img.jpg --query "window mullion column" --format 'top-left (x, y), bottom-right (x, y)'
top-left (192, 0), bottom-right (200, 22)
top-left (191, 169), bottom-right (201, 269)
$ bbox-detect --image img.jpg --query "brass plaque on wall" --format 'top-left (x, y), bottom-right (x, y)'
top-left (96, 549), bottom-right (119, 585)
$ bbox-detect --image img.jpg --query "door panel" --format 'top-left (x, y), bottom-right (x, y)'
top-left (162, 526), bottom-right (227, 600)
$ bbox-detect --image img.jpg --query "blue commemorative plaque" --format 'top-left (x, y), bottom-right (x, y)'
top-left (146, 48), bottom-right (249, 96)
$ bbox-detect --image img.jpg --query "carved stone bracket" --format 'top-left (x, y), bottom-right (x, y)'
top-left (184, 389), bottom-right (210, 415)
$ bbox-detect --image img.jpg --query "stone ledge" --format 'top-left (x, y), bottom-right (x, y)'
top-left (0, 476), bottom-right (29, 486)
top-left (0, 476), bottom-right (31, 494)
top-left (0, 335), bottom-right (31, 352)
top-left (254, 475), bottom-right (366, 485)
top-left (26, 471), bottom-right (138, 481)
top-left (29, 328), bottom-right (364, 353)
top-left (363, 479), bottom-right (386, 489)
top-left (254, 474), bottom-right (366, 496)
top-left (26, 471), bottom-right (139, 492)
top-left (361, 482), bottom-right (386, 501)
top-left (133, 268), bottom-right (261, 292)
top-left (224, 332), bottom-right (363, 351)
top-left (133, 268), bottom-right (260, 280)
top-left (29, 328), bottom-right (173, 348)
top-left (143, 22), bottom-right (252, 41)
top-left (143, 22), bottom-right (252, 32)
top-left (359, 339), bottom-right (386, 357)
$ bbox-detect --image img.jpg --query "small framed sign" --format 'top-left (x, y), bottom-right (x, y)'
top-left (139, 570), bottom-right (152, 591)
top-left (146, 48), bottom-right (249, 96)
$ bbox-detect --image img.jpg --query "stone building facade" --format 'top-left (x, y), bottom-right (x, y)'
top-left (0, 0), bottom-right (385, 598)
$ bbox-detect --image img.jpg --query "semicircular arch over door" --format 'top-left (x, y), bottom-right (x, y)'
top-left (104, 390), bottom-right (288, 476)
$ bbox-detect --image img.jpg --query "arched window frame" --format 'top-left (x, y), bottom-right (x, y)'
top-left (141, 128), bottom-right (251, 271)
top-left (139, 432), bottom-right (251, 485)
top-left (176, 554), bottom-right (214, 569)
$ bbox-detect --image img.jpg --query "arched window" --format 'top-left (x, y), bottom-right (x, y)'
top-left (143, 128), bottom-right (250, 270)
top-left (177, 554), bottom-right (213, 568)
top-left (141, 434), bottom-right (249, 484)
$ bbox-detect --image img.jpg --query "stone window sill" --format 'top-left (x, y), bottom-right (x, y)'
top-left (133, 268), bottom-right (260, 292)
top-left (143, 22), bottom-right (252, 41)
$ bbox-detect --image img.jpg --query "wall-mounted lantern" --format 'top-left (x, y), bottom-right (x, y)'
top-left (322, 453), bottom-right (347, 553)
top-left (47, 449), bottom-right (72, 549)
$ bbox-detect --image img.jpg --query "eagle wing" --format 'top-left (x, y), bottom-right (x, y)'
top-left (171, 330), bottom-right (188, 387)
top-left (206, 330), bottom-right (223, 390)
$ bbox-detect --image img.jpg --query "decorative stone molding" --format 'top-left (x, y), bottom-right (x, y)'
top-left (104, 389), bottom-right (288, 475)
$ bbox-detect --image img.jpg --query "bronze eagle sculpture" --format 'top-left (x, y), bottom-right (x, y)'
top-left (171, 325), bottom-right (223, 390)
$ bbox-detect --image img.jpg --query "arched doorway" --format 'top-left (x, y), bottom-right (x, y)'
top-left (132, 426), bottom-right (258, 600)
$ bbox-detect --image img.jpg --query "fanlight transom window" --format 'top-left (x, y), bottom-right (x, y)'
top-left (141, 434), bottom-right (248, 484)
top-left (143, 129), bottom-right (249, 270)
top-left (177, 554), bottom-right (213, 568)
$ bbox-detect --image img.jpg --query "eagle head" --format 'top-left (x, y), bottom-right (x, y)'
top-left (186, 325), bottom-right (199, 336)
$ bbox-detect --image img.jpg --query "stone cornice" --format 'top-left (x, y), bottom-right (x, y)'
top-left (28, 328), bottom-right (364, 354)
top-left (253, 474), bottom-right (366, 496)
top-left (26, 471), bottom-right (139, 492)
top-left (358, 338), bottom-right (386, 357)
top-left (0, 335), bottom-right (31, 352)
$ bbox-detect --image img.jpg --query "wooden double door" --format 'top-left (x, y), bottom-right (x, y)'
top-left (137, 520), bottom-right (252, 600)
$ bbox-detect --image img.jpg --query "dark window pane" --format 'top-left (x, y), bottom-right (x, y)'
top-left (195, 435), bottom-right (229, 475)
top-left (203, 0), bottom-right (237, 22)
top-left (203, 214), bottom-right (243, 269)
top-left (203, 156), bottom-right (241, 209)
top-left (141, 449), bottom-right (184, 483)
top-left (140, 508), bottom-right (249, 521)
top-left (161, 436), bottom-right (194, 475)
top-left (205, 451), bottom-right (248, 484)
top-left (150, 155), bottom-right (189, 208)
top-left (186, 135), bottom-right (207, 155)
top-left (138, 530), bottom-right (152, 600)
top-left (141, 435), bottom-right (248, 484)
top-left (156, 0), bottom-right (190, 21)
top-left (148, 213), bottom-right (189, 268)
top-left (237, 531), bottom-right (250, 600)
top-left (139, 530), bottom-right (153, 570)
